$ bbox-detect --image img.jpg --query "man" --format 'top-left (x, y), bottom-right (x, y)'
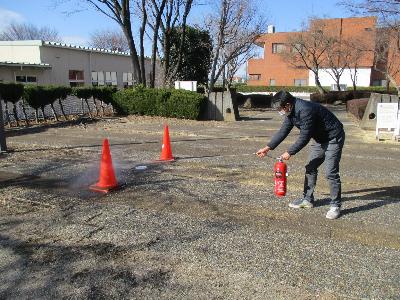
top-left (256, 91), bottom-right (345, 219)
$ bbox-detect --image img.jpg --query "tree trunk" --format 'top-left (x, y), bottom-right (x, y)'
top-left (167, 0), bottom-right (193, 84)
top-left (50, 103), bottom-right (59, 121)
top-left (100, 100), bottom-right (105, 116)
top-left (163, 32), bottom-right (171, 87)
top-left (34, 109), bottom-right (39, 124)
top-left (21, 99), bottom-right (29, 126)
top-left (92, 98), bottom-right (99, 116)
top-left (139, 0), bottom-right (147, 87)
top-left (84, 98), bottom-right (93, 119)
top-left (314, 71), bottom-right (326, 94)
top-left (58, 99), bottom-right (67, 120)
top-left (335, 77), bottom-right (341, 91)
top-left (12, 103), bottom-right (19, 127)
top-left (150, 0), bottom-right (167, 88)
top-left (122, 26), bottom-right (142, 85)
top-left (81, 98), bottom-right (85, 115)
top-left (209, 1), bottom-right (227, 92)
top-left (4, 102), bottom-right (11, 127)
top-left (40, 107), bottom-right (46, 122)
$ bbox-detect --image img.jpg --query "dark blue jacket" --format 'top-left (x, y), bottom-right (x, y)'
top-left (267, 98), bottom-right (344, 155)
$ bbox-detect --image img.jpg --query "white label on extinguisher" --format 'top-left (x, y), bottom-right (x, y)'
top-left (275, 179), bottom-right (285, 191)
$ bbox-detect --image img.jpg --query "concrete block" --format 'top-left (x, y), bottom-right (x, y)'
top-left (382, 94), bottom-right (391, 103)
top-left (203, 91), bottom-right (239, 121)
top-left (360, 93), bottom-right (382, 130)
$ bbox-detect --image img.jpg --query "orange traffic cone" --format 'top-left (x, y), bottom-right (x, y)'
top-left (159, 124), bottom-right (174, 161)
top-left (90, 139), bottom-right (119, 193)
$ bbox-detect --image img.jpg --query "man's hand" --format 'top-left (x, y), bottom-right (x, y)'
top-left (256, 146), bottom-right (270, 158)
top-left (280, 151), bottom-right (291, 160)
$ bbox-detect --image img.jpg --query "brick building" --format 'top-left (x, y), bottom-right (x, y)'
top-left (247, 17), bottom-right (390, 88)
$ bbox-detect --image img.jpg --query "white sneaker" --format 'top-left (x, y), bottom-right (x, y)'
top-left (326, 207), bottom-right (341, 219)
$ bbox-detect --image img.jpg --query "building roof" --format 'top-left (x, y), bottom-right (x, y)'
top-left (0, 40), bottom-right (131, 57)
top-left (0, 61), bottom-right (52, 68)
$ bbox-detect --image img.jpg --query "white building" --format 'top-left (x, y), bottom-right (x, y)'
top-left (0, 40), bottom-right (157, 88)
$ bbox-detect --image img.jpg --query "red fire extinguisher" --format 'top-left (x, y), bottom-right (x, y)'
top-left (274, 157), bottom-right (287, 197)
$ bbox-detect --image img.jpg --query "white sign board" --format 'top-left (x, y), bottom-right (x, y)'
top-left (376, 103), bottom-right (399, 139)
top-left (175, 81), bottom-right (197, 92)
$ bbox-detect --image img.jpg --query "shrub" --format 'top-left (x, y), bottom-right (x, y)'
top-left (0, 82), bottom-right (24, 103)
top-left (0, 82), bottom-right (25, 124)
top-left (166, 89), bottom-right (206, 119)
top-left (92, 86), bottom-right (117, 105)
top-left (346, 98), bottom-right (370, 120)
top-left (352, 86), bottom-right (398, 94)
top-left (112, 87), bottom-right (207, 120)
top-left (310, 90), bottom-right (372, 104)
top-left (236, 85), bottom-right (321, 93)
top-left (72, 87), bottom-right (93, 99)
top-left (72, 87), bottom-right (95, 118)
top-left (23, 85), bottom-right (47, 122)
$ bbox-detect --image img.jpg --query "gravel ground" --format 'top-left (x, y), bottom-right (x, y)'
top-left (0, 106), bottom-right (399, 299)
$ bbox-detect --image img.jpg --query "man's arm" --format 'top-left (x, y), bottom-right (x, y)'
top-left (287, 108), bottom-right (314, 155)
top-left (267, 116), bottom-right (294, 150)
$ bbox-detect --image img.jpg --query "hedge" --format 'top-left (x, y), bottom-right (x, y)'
top-left (0, 83), bottom-right (26, 124)
top-left (236, 85), bottom-right (321, 93)
top-left (112, 86), bottom-right (207, 120)
top-left (0, 82), bottom-right (24, 103)
top-left (235, 85), bottom-right (399, 94)
top-left (310, 90), bottom-right (372, 104)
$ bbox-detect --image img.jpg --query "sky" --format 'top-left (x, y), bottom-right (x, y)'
top-left (0, 0), bottom-right (353, 76)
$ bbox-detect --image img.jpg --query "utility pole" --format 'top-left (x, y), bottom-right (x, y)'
top-left (0, 99), bottom-right (7, 152)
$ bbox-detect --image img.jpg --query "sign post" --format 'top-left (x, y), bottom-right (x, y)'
top-left (0, 98), bottom-right (7, 152)
top-left (376, 103), bottom-right (399, 140)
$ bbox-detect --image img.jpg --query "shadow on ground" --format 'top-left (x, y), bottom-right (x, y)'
top-left (314, 186), bottom-right (400, 216)
top-left (0, 234), bottom-right (170, 299)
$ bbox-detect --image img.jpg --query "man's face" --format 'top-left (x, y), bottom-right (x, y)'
top-left (278, 103), bottom-right (292, 116)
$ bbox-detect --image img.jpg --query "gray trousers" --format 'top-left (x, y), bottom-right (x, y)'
top-left (303, 132), bottom-right (345, 207)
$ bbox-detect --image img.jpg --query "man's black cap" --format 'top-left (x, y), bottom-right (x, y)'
top-left (272, 90), bottom-right (295, 108)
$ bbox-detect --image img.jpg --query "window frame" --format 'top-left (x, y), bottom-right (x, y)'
top-left (272, 43), bottom-right (285, 54)
top-left (15, 75), bottom-right (37, 84)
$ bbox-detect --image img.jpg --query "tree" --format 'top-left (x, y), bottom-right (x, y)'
top-left (83, 0), bottom-right (143, 84)
top-left (374, 27), bottom-right (400, 94)
top-left (204, 0), bottom-right (265, 91)
top-left (143, 0), bottom-right (167, 88)
top-left (147, 0), bottom-right (194, 87)
top-left (281, 19), bottom-right (332, 94)
top-left (0, 22), bottom-right (62, 42)
top-left (340, 0), bottom-right (400, 93)
top-left (89, 29), bottom-right (129, 51)
top-left (168, 26), bottom-right (212, 85)
top-left (344, 35), bottom-right (372, 90)
top-left (323, 30), bottom-right (350, 91)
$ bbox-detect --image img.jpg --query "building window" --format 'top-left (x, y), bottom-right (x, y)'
top-left (294, 79), bottom-right (307, 86)
top-left (269, 79), bottom-right (276, 86)
top-left (16, 75), bottom-right (37, 84)
top-left (69, 70), bottom-right (84, 86)
top-left (272, 43), bottom-right (285, 54)
top-left (372, 80), bottom-right (387, 87)
top-left (92, 71), bottom-right (105, 86)
top-left (123, 72), bottom-right (133, 88)
top-left (249, 74), bottom-right (261, 81)
top-left (105, 71), bottom-right (117, 86)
